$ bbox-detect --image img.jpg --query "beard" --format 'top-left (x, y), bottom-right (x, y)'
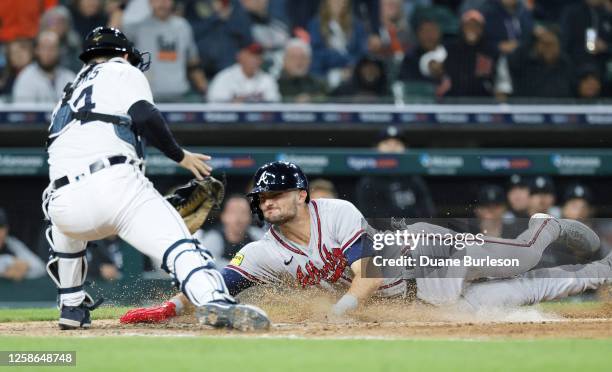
top-left (263, 204), bottom-right (298, 225)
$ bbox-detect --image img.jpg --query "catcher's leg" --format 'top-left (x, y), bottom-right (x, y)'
top-left (46, 225), bottom-right (101, 329)
top-left (459, 252), bottom-right (612, 311)
top-left (116, 188), bottom-right (270, 330)
top-left (116, 189), bottom-right (232, 305)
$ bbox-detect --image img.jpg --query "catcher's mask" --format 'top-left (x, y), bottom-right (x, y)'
top-left (79, 27), bottom-right (151, 72)
top-left (247, 161), bottom-right (310, 220)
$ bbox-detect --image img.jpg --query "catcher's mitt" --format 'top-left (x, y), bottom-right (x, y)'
top-left (165, 177), bottom-right (225, 234)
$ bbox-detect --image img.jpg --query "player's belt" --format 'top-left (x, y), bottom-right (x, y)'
top-left (52, 155), bottom-right (137, 189)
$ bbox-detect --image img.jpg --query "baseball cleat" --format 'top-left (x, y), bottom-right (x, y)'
top-left (196, 302), bottom-right (271, 331)
top-left (59, 304), bottom-right (92, 330)
top-left (558, 219), bottom-right (600, 253)
top-left (529, 213), bottom-right (600, 253)
top-left (120, 301), bottom-right (178, 324)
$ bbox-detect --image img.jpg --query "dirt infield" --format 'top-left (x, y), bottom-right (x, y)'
top-left (2, 288), bottom-right (612, 339)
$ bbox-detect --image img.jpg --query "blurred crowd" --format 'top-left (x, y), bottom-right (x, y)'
top-left (1, 0), bottom-right (612, 104)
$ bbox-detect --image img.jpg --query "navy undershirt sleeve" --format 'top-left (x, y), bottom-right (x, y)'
top-left (343, 235), bottom-right (375, 266)
top-left (127, 100), bottom-right (184, 162)
top-left (221, 267), bottom-right (256, 296)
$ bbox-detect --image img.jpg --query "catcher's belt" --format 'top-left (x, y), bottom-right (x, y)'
top-left (52, 155), bottom-right (140, 190)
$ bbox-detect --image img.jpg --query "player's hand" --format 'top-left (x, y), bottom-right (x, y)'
top-left (120, 301), bottom-right (177, 324)
top-left (330, 294), bottom-right (358, 317)
top-left (179, 150), bottom-right (212, 180)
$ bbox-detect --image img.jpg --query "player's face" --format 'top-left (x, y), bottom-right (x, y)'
top-left (221, 197), bottom-right (252, 233)
top-left (376, 138), bottom-right (405, 153)
top-left (507, 186), bottom-right (530, 213)
top-left (475, 204), bottom-right (506, 221)
top-left (259, 190), bottom-right (301, 224)
top-left (562, 199), bottom-right (591, 220)
top-left (528, 193), bottom-right (555, 214)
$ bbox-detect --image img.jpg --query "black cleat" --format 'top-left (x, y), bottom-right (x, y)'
top-left (58, 297), bottom-right (103, 330)
top-left (59, 304), bottom-right (92, 330)
top-left (196, 302), bottom-right (271, 331)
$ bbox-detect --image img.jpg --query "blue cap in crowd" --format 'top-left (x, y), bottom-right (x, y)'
top-left (377, 126), bottom-right (403, 141)
top-left (477, 184), bottom-right (506, 206)
top-left (508, 174), bottom-right (529, 189)
top-left (563, 184), bottom-right (593, 204)
top-left (530, 176), bottom-right (555, 195)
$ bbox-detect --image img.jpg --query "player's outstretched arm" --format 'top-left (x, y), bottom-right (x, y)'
top-left (331, 258), bottom-right (384, 316)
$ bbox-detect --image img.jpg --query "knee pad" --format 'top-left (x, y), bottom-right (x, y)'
top-left (161, 239), bottom-right (233, 306)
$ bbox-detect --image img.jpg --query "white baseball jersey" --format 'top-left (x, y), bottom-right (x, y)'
top-left (47, 57), bottom-right (153, 180)
top-left (224, 198), bottom-right (407, 297)
top-left (44, 56), bottom-right (231, 309)
top-left (207, 64), bottom-right (281, 103)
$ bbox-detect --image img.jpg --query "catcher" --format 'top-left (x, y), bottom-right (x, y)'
top-left (122, 162), bottom-right (612, 324)
top-left (43, 26), bottom-right (268, 331)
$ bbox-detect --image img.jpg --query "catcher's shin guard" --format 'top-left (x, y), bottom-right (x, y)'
top-left (161, 239), bottom-right (234, 306)
top-left (45, 226), bottom-right (103, 315)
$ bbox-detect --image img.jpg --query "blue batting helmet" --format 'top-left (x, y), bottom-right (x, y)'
top-left (247, 161), bottom-right (310, 219)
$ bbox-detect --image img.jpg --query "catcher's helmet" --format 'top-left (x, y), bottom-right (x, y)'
top-left (79, 27), bottom-right (150, 71)
top-left (247, 161), bottom-right (310, 219)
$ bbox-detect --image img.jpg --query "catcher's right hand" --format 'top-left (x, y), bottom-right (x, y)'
top-left (178, 149), bottom-right (212, 180)
top-left (165, 176), bottom-right (225, 234)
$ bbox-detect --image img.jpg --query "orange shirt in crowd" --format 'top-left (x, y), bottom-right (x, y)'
top-left (0, 0), bottom-right (58, 42)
